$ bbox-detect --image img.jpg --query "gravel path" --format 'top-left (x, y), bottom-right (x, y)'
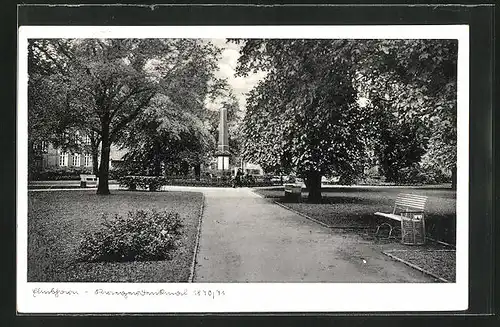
top-left (162, 186), bottom-right (435, 283)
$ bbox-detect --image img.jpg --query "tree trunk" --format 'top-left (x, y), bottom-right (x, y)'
top-left (194, 163), bottom-right (201, 181)
top-left (91, 140), bottom-right (100, 176)
top-left (153, 159), bottom-right (162, 176)
top-left (305, 170), bottom-right (322, 203)
top-left (153, 142), bottom-right (162, 176)
top-left (181, 161), bottom-right (189, 176)
top-left (97, 127), bottom-right (111, 195)
top-left (451, 165), bottom-right (457, 190)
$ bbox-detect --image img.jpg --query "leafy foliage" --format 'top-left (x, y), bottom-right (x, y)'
top-left (234, 39), bottom-right (458, 195)
top-left (354, 39), bottom-right (458, 185)
top-left (31, 167), bottom-right (93, 181)
top-left (116, 41), bottom-right (226, 177)
top-left (77, 210), bottom-right (183, 262)
top-left (118, 176), bottom-right (168, 191)
top-left (28, 39), bottom-right (223, 194)
top-left (234, 39), bottom-right (369, 201)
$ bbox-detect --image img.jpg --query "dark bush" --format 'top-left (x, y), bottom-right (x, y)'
top-left (118, 176), bottom-right (137, 190)
top-left (77, 210), bottom-right (183, 262)
top-left (108, 168), bottom-right (127, 180)
top-left (118, 176), bottom-right (167, 191)
top-left (397, 165), bottom-right (427, 185)
top-left (397, 164), bottom-right (452, 185)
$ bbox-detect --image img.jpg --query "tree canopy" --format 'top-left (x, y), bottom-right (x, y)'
top-left (355, 39), bottom-right (458, 185)
top-left (234, 38), bottom-right (458, 201)
top-left (28, 38), bottom-right (223, 193)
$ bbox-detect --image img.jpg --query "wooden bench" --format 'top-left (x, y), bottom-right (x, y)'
top-left (284, 183), bottom-right (302, 202)
top-left (374, 193), bottom-right (428, 244)
top-left (80, 174), bottom-right (98, 188)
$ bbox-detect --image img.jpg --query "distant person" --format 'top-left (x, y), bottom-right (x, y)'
top-left (249, 174), bottom-right (256, 185)
top-left (235, 168), bottom-right (243, 187)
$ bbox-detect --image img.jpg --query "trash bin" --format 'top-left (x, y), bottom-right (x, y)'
top-left (400, 213), bottom-right (426, 245)
top-left (284, 184), bottom-right (302, 202)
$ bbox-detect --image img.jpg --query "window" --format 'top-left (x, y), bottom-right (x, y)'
top-left (84, 135), bottom-right (91, 146)
top-left (59, 152), bottom-right (68, 167)
top-left (72, 153), bottom-right (81, 166)
top-left (84, 153), bottom-right (92, 167)
top-left (41, 141), bottom-right (48, 153)
top-left (74, 131), bottom-right (81, 145)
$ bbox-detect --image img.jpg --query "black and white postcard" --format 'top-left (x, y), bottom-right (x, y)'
top-left (17, 24), bottom-right (469, 313)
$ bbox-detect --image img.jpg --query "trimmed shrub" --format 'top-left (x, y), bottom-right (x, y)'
top-left (118, 176), bottom-right (137, 190)
top-left (117, 175), bottom-right (277, 189)
top-left (77, 210), bottom-right (183, 262)
top-left (34, 167), bottom-right (93, 181)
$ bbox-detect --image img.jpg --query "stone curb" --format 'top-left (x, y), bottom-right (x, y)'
top-left (382, 251), bottom-right (451, 283)
top-left (188, 193), bottom-right (205, 283)
top-left (271, 200), bottom-right (332, 229)
top-left (426, 236), bottom-right (456, 248)
top-left (252, 190), bottom-right (370, 230)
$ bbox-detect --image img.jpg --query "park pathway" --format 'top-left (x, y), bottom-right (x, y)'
top-left (161, 186), bottom-right (433, 283)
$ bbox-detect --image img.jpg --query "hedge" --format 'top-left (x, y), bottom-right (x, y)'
top-left (118, 175), bottom-right (277, 190)
top-left (31, 167), bottom-right (93, 181)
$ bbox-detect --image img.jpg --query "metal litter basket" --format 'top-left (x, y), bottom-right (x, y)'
top-left (400, 212), bottom-right (426, 245)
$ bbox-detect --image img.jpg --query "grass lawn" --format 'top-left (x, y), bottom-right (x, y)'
top-left (28, 190), bottom-right (203, 282)
top-left (254, 186), bottom-right (456, 245)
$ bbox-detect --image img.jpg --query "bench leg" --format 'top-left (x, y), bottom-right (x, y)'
top-left (375, 223), bottom-right (393, 239)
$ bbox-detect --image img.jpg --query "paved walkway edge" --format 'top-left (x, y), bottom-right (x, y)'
top-left (272, 200), bottom-right (332, 229)
top-left (188, 193), bottom-right (205, 283)
top-left (264, 195), bottom-right (369, 230)
top-left (382, 251), bottom-right (450, 283)
top-left (259, 191), bottom-right (455, 248)
top-left (426, 237), bottom-right (456, 248)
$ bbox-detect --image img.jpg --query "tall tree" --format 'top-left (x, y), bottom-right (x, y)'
top-left (28, 38), bottom-right (222, 194)
top-left (355, 39), bottom-right (457, 187)
top-left (235, 39), bottom-right (367, 202)
top-left (120, 94), bottom-right (215, 177)
top-left (119, 42), bottom-right (224, 179)
top-left (235, 39), bottom-right (458, 198)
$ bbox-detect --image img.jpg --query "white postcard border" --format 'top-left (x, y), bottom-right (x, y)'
top-left (17, 25), bottom-right (469, 313)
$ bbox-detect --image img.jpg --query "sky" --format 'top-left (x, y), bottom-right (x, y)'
top-left (208, 39), bottom-right (367, 112)
top-left (208, 39), bottom-right (266, 113)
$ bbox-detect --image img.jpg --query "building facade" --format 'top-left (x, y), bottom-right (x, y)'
top-left (29, 133), bottom-right (125, 178)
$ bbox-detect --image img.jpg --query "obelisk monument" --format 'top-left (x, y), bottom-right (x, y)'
top-left (216, 107), bottom-right (230, 171)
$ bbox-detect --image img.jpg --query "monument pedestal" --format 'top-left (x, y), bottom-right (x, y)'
top-left (217, 155), bottom-right (230, 171)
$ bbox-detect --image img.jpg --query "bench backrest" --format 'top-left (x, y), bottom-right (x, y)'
top-left (393, 193), bottom-right (428, 214)
top-left (284, 183), bottom-right (302, 193)
top-left (80, 174), bottom-right (98, 182)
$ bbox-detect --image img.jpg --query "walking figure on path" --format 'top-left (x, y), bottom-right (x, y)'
top-left (234, 168), bottom-right (243, 187)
